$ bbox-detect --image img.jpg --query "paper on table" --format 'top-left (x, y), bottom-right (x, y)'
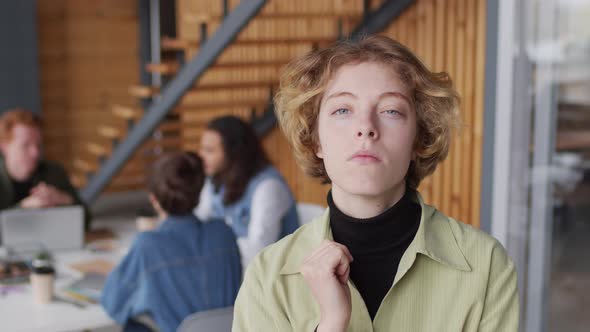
top-left (68, 272), bottom-right (106, 292)
top-left (69, 259), bottom-right (114, 276)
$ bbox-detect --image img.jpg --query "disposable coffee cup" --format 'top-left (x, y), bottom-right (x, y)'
top-left (30, 265), bottom-right (55, 304)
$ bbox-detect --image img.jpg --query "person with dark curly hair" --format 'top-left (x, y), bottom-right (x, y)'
top-left (195, 116), bottom-right (299, 268)
top-left (233, 35), bottom-right (518, 332)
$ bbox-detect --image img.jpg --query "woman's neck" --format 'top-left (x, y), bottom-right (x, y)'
top-left (331, 183), bottom-right (406, 219)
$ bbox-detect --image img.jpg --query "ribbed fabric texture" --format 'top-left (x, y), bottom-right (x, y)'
top-left (232, 192), bottom-right (519, 332)
top-left (328, 190), bottom-right (420, 319)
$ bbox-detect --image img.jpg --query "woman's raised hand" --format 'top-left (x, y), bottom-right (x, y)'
top-left (300, 240), bottom-right (354, 332)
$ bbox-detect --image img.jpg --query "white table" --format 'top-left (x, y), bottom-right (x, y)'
top-left (0, 221), bottom-right (137, 332)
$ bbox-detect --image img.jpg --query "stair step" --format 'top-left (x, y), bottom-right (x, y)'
top-left (181, 127), bottom-right (204, 139)
top-left (128, 85), bottom-right (159, 98)
top-left (70, 173), bottom-right (87, 188)
top-left (178, 97), bottom-right (270, 109)
top-left (99, 126), bottom-right (122, 140)
top-left (97, 124), bottom-right (186, 147)
top-left (145, 62), bottom-right (179, 75)
top-left (106, 175), bottom-right (148, 192)
top-left (182, 12), bottom-right (363, 24)
top-left (145, 136), bottom-right (183, 149)
top-left (214, 60), bottom-right (286, 69)
top-left (158, 121), bottom-right (182, 132)
top-left (129, 80), bottom-right (277, 99)
top-left (127, 86), bottom-right (271, 109)
top-left (195, 80), bottom-right (276, 90)
top-left (74, 155), bottom-right (159, 175)
top-left (99, 121), bottom-right (187, 142)
top-left (87, 142), bottom-right (110, 157)
top-left (161, 36), bottom-right (333, 51)
top-left (112, 104), bottom-right (143, 120)
top-left (74, 158), bottom-right (97, 173)
top-left (145, 61), bottom-right (286, 75)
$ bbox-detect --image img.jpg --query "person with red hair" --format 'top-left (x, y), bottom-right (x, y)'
top-left (0, 108), bottom-right (89, 228)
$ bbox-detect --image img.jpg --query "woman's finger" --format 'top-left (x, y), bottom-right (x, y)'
top-left (336, 261), bottom-right (350, 285)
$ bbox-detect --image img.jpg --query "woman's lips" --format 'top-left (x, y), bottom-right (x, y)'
top-left (349, 151), bottom-right (381, 163)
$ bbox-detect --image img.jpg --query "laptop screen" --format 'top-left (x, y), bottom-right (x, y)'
top-left (0, 206), bottom-right (84, 252)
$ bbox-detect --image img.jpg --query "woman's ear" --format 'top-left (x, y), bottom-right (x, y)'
top-left (148, 194), bottom-right (164, 215)
top-left (410, 145), bottom-right (419, 161)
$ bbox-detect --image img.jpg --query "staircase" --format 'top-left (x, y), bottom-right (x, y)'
top-left (73, 0), bottom-right (412, 202)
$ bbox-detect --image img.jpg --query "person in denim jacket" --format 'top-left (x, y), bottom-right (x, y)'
top-left (101, 152), bottom-right (242, 332)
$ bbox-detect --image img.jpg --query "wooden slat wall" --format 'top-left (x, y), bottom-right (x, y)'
top-left (35, 0), bottom-right (485, 218)
top-left (175, 0), bottom-right (367, 205)
top-left (380, 0), bottom-right (485, 226)
top-left (174, 0), bottom-right (486, 226)
top-left (267, 0), bottom-right (487, 225)
top-left (38, 0), bottom-right (142, 191)
top-left (260, 0), bottom-right (486, 224)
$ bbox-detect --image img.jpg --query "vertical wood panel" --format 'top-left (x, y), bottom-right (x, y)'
top-left (421, 0), bottom-right (435, 204)
top-left (440, 0), bottom-right (455, 216)
top-left (430, 0), bottom-right (446, 208)
top-left (175, 0), bottom-right (366, 205)
top-left (378, 0), bottom-right (485, 225)
top-left (451, 0), bottom-right (465, 220)
top-left (38, 0), bottom-right (486, 212)
top-left (471, 0), bottom-right (486, 227)
top-left (174, 0), bottom-right (486, 222)
top-left (38, 0), bottom-right (140, 190)
top-left (462, 0), bottom-right (477, 225)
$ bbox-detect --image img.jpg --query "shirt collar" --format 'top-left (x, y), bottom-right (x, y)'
top-left (279, 192), bottom-right (471, 275)
top-left (158, 214), bottom-right (200, 230)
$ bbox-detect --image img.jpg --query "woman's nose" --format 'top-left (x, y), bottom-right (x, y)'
top-left (356, 114), bottom-right (379, 140)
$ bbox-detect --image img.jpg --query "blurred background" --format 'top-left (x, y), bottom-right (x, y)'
top-left (0, 0), bottom-right (587, 331)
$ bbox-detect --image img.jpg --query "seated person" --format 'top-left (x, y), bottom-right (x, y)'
top-left (0, 109), bottom-right (90, 229)
top-left (101, 151), bottom-right (242, 332)
top-left (196, 116), bottom-right (299, 268)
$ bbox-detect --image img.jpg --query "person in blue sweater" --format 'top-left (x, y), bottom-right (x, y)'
top-left (101, 151), bottom-right (242, 332)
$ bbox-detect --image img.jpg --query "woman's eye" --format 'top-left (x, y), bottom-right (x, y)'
top-left (383, 109), bottom-right (402, 116)
top-left (333, 108), bottom-right (350, 115)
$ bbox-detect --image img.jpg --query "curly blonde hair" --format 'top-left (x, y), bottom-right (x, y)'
top-left (274, 35), bottom-right (460, 189)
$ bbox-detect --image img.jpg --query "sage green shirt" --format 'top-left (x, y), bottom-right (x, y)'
top-left (233, 193), bottom-right (518, 331)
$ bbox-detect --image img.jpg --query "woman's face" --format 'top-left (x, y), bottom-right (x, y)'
top-left (316, 61), bottom-right (417, 199)
top-left (199, 129), bottom-right (226, 177)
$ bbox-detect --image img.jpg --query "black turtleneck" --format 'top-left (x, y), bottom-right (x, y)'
top-left (328, 190), bottom-right (421, 320)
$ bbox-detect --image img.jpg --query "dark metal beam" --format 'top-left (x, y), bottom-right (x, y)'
top-left (480, 0), bottom-right (500, 234)
top-left (349, 0), bottom-right (415, 41)
top-left (253, 105), bottom-right (277, 137)
top-left (138, 0), bottom-right (152, 106)
top-left (81, 0), bottom-right (268, 202)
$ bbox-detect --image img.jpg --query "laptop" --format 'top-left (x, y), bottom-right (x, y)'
top-left (0, 206), bottom-right (84, 252)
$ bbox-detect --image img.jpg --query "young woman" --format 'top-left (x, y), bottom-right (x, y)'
top-left (232, 35), bottom-right (518, 331)
top-left (195, 116), bottom-right (299, 268)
